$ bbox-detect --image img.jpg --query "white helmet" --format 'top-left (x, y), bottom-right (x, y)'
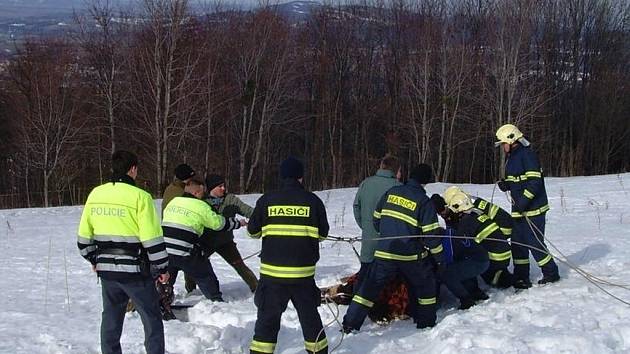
top-left (447, 191), bottom-right (474, 213)
top-left (495, 124), bottom-right (523, 146)
top-left (444, 186), bottom-right (464, 205)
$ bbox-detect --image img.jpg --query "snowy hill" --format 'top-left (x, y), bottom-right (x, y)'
top-left (1, 173), bottom-right (630, 353)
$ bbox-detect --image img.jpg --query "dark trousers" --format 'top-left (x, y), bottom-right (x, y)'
top-left (100, 278), bottom-right (164, 354)
top-left (250, 278), bottom-right (327, 354)
top-left (168, 255), bottom-right (222, 301)
top-left (185, 241), bottom-right (259, 292)
top-left (343, 258), bottom-right (437, 329)
top-left (441, 258), bottom-right (489, 300)
top-left (479, 239), bottom-right (514, 288)
top-left (352, 262), bottom-right (372, 294)
top-left (512, 214), bottom-right (559, 281)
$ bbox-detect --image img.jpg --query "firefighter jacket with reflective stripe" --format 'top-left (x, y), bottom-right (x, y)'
top-left (77, 176), bottom-right (168, 281)
top-left (372, 180), bottom-right (444, 264)
top-left (472, 197), bottom-right (513, 236)
top-left (247, 179), bottom-right (329, 283)
top-left (162, 193), bottom-right (238, 258)
top-left (456, 210), bottom-right (511, 262)
top-left (505, 144), bottom-right (550, 218)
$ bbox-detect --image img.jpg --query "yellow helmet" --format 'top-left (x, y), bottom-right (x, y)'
top-left (495, 124), bottom-right (523, 146)
top-left (444, 186), bottom-right (464, 205)
top-left (447, 191), bottom-right (474, 213)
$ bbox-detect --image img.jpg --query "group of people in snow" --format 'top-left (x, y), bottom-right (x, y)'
top-left (77, 123), bottom-right (560, 354)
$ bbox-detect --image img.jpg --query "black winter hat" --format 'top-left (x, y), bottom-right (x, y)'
top-left (409, 163), bottom-right (433, 184)
top-left (205, 174), bottom-right (225, 191)
top-left (430, 194), bottom-right (446, 213)
top-left (174, 163), bottom-right (195, 181)
top-left (280, 157), bottom-right (304, 179)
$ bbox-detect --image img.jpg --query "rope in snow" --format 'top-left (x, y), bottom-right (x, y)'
top-left (499, 189), bottom-right (630, 294)
top-left (522, 215), bottom-right (630, 306)
top-left (501, 189), bottom-right (630, 305)
top-left (242, 250), bottom-right (261, 261)
top-left (317, 294), bottom-right (346, 353)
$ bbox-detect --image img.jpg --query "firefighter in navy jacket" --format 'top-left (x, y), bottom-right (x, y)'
top-left (444, 185), bottom-right (513, 237)
top-left (447, 191), bottom-right (513, 288)
top-left (496, 124), bottom-right (560, 288)
top-left (247, 157), bottom-right (329, 354)
top-left (343, 164), bottom-right (443, 331)
top-left (431, 194), bottom-right (489, 309)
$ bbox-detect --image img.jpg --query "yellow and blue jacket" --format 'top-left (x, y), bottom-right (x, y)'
top-left (162, 193), bottom-right (241, 258)
top-left (77, 176), bottom-right (168, 281)
top-left (472, 197), bottom-right (513, 236)
top-left (372, 180), bottom-right (444, 264)
top-left (505, 145), bottom-right (550, 218)
top-left (247, 179), bottom-right (329, 283)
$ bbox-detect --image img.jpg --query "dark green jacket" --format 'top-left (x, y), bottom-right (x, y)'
top-left (353, 169), bottom-right (401, 262)
top-left (162, 179), bottom-right (186, 215)
top-left (199, 193), bottom-right (253, 251)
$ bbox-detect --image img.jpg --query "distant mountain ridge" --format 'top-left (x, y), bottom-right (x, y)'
top-left (0, 0), bottom-right (323, 20)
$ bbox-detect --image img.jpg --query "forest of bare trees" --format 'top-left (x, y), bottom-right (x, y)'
top-left (0, 0), bottom-right (628, 208)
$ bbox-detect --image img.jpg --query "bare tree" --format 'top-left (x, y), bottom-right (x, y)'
top-left (7, 40), bottom-right (87, 206)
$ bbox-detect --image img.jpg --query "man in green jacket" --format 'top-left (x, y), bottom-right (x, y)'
top-left (185, 174), bottom-right (259, 293)
top-left (352, 155), bottom-right (402, 290)
top-left (161, 164), bottom-right (196, 214)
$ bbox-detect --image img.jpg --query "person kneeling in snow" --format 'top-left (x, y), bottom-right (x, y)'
top-left (431, 194), bottom-right (490, 309)
top-left (445, 191), bottom-right (513, 289)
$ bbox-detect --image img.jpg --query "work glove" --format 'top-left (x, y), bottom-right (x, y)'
top-left (430, 194), bottom-right (446, 213)
top-left (497, 180), bottom-right (509, 192)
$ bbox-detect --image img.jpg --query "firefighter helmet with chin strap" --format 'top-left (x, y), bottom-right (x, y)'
top-left (447, 191), bottom-right (474, 213)
top-left (495, 124), bottom-right (523, 146)
top-left (444, 186), bottom-right (464, 205)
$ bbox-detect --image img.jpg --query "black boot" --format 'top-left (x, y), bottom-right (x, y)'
top-left (459, 297), bottom-right (476, 310)
top-left (538, 274), bottom-right (560, 285)
top-left (513, 279), bottom-right (532, 289)
top-left (470, 288), bottom-right (489, 301)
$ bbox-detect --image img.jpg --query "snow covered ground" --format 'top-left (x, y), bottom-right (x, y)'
top-left (1, 173), bottom-right (630, 354)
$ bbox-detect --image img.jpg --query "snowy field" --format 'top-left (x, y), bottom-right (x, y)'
top-left (1, 173), bottom-right (630, 354)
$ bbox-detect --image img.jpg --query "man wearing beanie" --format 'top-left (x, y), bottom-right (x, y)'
top-left (184, 174), bottom-right (259, 293)
top-left (162, 163), bottom-right (195, 215)
top-left (247, 157), bottom-right (330, 354)
top-left (343, 163), bottom-right (444, 331)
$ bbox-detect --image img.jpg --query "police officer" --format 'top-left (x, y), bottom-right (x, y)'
top-left (162, 178), bottom-right (245, 301)
top-left (77, 150), bottom-right (169, 354)
top-left (343, 164), bottom-right (444, 331)
top-left (446, 191), bottom-right (513, 288)
top-left (495, 124), bottom-right (560, 288)
top-left (248, 157), bottom-right (329, 354)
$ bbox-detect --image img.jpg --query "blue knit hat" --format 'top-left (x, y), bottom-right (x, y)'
top-left (280, 157), bottom-right (304, 179)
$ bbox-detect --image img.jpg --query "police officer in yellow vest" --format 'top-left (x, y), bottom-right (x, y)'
top-left (162, 178), bottom-right (245, 301)
top-left (77, 150), bottom-right (170, 354)
top-left (248, 157), bottom-right (330, 354)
